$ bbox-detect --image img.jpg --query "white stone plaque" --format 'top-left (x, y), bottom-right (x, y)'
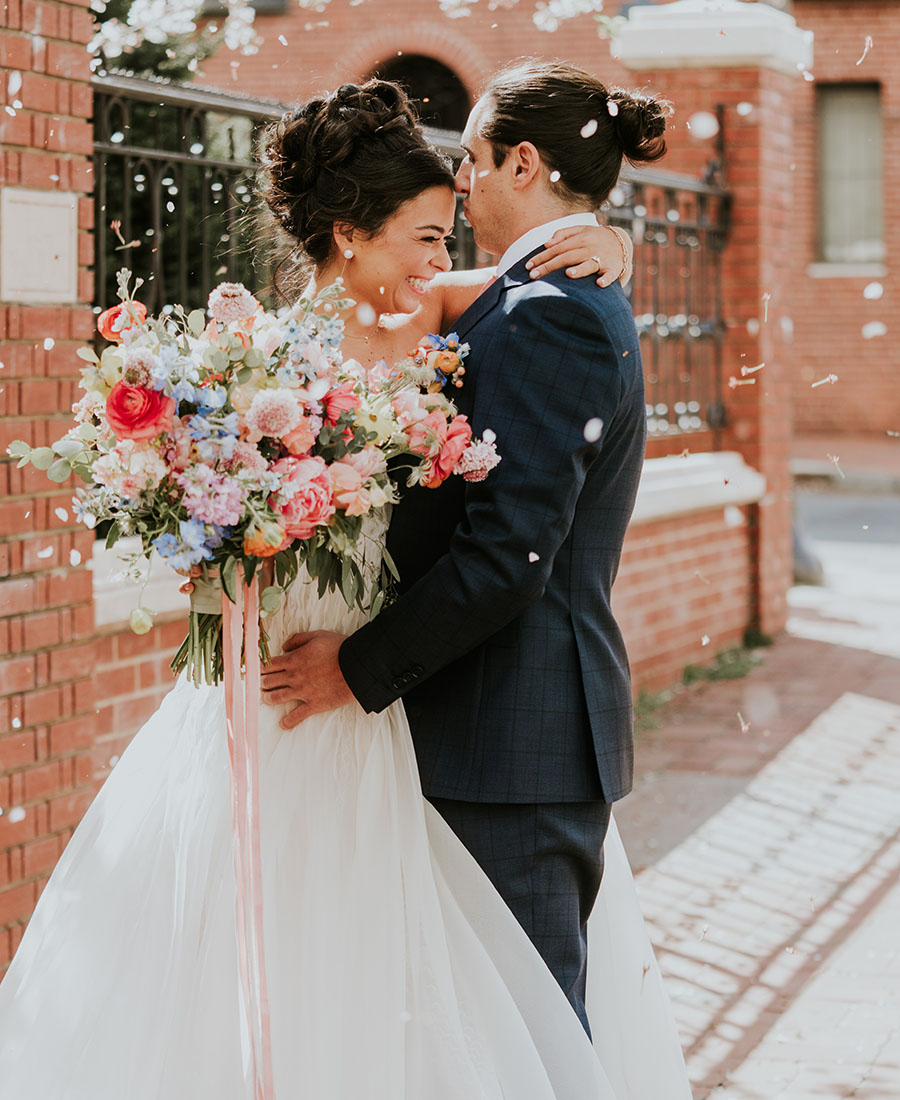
top-left (0, 187), bottom-right (79, 303)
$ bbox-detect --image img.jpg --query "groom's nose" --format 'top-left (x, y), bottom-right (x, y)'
top-left (454, 158), bottom-right (471, 196)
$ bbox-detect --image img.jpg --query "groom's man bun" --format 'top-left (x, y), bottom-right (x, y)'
top-left (260, 80), bottom-right (454, 266)
top-left (479, 61), bottom-right (670, 208)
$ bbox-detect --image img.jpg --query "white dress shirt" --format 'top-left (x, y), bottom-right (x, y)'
top-left (495, 212), bottom-right (600, 277)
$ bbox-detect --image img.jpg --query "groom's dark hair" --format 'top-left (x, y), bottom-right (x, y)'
top-left (479, 61), bottom-right (669, 207)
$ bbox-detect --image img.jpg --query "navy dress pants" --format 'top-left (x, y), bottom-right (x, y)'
top-left (428, 798), bottom-right (612, 1036)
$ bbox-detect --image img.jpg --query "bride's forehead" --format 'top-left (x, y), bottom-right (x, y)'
top-left (391, 187), bottom-right (456, 229)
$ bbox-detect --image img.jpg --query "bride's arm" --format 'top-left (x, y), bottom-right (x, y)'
top-left (433, 224), bottom-right (634, 330)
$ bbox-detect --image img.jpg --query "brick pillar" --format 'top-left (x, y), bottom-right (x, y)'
top-left (612, 0), bottom-right (813, 637)
top-left (0, 0), bottom-right (96, 972)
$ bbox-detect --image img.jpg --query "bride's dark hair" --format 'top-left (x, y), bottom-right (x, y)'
top-left (259, 80), bottom-right (456, 268)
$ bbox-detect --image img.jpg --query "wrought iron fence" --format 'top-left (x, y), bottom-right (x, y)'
top-left (93, 74), bottom-right (730, 440)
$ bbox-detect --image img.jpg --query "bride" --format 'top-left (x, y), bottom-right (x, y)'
top-left (0, 78), bottom-right (691, 1100)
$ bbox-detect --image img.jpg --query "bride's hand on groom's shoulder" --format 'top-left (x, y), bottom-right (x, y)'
top-left (260, 630), bottom-right (356, 729)
top-left (525, 224), bottom-right (633, 287)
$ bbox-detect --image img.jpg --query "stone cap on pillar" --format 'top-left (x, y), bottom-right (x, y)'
top-left (610, 0), bottom-right (814, 75)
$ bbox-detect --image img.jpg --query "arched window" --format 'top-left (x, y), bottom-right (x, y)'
top-left (371, 54), bottom-right (470, 133)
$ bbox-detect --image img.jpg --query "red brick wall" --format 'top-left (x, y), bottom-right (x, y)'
top-left (615, 507), bottom-right (753, 694)
top-left (790, 0), bottom-right (899, 437)
top-left (0, 0), bottom-right (96, 972)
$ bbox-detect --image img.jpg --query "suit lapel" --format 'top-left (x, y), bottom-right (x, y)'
top-left (454, 252), bottom-right (540, 341)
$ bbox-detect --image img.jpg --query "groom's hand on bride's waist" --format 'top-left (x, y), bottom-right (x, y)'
top-left (261, 630), bottom-right (355, 728)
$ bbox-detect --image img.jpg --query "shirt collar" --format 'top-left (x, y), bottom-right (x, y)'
top-left (495, 212), bottom-right (600, 277)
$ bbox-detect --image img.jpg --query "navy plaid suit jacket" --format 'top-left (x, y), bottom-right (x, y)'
top-left (339, 250), bottom-right (646, 804)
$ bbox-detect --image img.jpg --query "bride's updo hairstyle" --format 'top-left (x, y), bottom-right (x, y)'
top-left (478, 61), bottom-right (669, 208)
top-left (260, 80), bottom-right (455, 267)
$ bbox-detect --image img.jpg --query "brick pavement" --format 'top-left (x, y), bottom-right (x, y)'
top-left (615, 560), bottom-right (900, 1098)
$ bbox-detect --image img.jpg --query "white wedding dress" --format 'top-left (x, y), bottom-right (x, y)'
top-left (0, 525), bottom-right (692, 1100)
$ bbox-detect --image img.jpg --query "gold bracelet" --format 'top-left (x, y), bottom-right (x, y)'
top-left (607, 225), bottom-right (630, 280)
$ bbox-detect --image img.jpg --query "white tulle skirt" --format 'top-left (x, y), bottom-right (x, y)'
top-left (0, 568), bottom-right (691, 1100)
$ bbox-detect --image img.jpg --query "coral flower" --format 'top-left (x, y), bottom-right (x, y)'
top-left (97, 302), bottom-right (147, 344)
top-left (422, 416), bottom-right (472, 489)
top-left (106, 381), bottom-right (175, 441)
top-left (243, 520), bottom-right (290, 558)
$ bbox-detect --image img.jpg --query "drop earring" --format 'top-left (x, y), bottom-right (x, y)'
top-left (343, 249), bottom-right (354, 259)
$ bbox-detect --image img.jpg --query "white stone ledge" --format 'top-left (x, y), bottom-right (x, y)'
top-left (91, 537), bottom-right (187, 629)
top-left (806, 263), bottom-right (887, 280)
top-left (631, 451), bottom-right (766, 525)
top-left (611, 0), bottom-right (814, 76)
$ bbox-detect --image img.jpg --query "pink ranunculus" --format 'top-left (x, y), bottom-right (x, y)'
top-left (392, 389), bottom-right (428, 429)
top-left (329, 458), bottom-right (371, 517)
top-left (270, 456), bottom-right (335, 539)
top-left (105, 381), bottom-right (175, 441)
top-left (406, 409), bottom-right (448, 459)
top-left (422, 415), bottom-right (473, 489)
top-left (323, 381), bottom-right (360, 426)
top-left (281, 414), bottom-right (321, 456)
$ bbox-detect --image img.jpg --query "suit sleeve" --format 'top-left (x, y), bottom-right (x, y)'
top-left (338, 289), bottom-right (627, 713)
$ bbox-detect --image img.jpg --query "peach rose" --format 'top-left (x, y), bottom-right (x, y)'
top-left (105, 381), bottom-right (175, 441)
top-left (329, 459), bottom-right (371, 517)
top-left (422, 415), bottom-right (472, 489)
top-left (270, 456), bottom-right (335, 539)
top-left (97, 302), bottom-right (147, 344)
top-left (282, 416), bottom-right (320, 456)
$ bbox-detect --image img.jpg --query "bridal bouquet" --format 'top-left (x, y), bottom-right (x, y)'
top-left (8, 270), bottom-right (500, 686)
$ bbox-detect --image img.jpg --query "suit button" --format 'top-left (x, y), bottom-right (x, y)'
top-left (410, 665), bottom-right (423, 677)
top-left (391, 676), bottom-right (406, 691)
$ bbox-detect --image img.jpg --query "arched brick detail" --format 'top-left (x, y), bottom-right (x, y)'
top-left (341, 22), bottom-right (492, 105)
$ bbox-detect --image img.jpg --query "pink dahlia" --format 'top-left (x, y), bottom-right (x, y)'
top-left (246, 389), bottom-right (301, 440)
top-left (207, 282), bottom-right (260, 325)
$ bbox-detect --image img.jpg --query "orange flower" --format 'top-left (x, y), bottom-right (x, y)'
top-left (97, 302), bottom-right (147, 344)
top-left (243, 520), bottom-right (290, 557)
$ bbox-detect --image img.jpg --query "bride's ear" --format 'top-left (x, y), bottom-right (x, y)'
top-left (333, 222), bottom-right (355, 257)
top-left (509, 142), bottom-right (543, 191)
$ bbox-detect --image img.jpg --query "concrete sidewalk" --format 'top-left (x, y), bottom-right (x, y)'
top-left (615, 500), bottom-right (900, 1099)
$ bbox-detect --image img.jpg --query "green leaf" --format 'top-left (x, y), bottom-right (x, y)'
top-left (188, 309), bottom-right (207, 337)
top-left (368, 588), bottom-right (385, 621)
top-left (381, 546), bottom-right (401, 583)
top-left (76, 346), bottom-right (100, 364)
top-left (260, 586), bottom-right (283, 614)
top-left (243, 348), bottom-right (265, 369)
top-left (52, 438), bottom-right (83, 460)
top-left (242, 556), bottom-right (257, 587)
top-left (47, 458), bottom-right (72, 483)
top-left (106, 523), bottom-right (121, 549)
top-left (6, 440), bottom-right (31, 458)
top-left (221, 556), bottom-right (238, 604)
top-left (235, 366), bottom-right (252, 384)
top-left (29, 447), bottom-right (55, 471)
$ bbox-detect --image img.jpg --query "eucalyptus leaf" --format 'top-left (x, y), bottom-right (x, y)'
top-left (381, 547), bottom-right (401, 583)
top-left (243, 348), bottom-right (265, 369)
top-left (52, 439), bottom-right (83, 459)
top-left (221, 556), bottom-right (238, 604)
top-left (368, 588), bottom-right (385, 620)
top-left (75, 346), bottom-right (100, 364)
top-left (47, 458), bottom-right (72, 483)
top-left (5, 440), bottom-right (31, 458)
top-left (29, 447), bottom-right (55, 471)
top-left (260, 586), bottom-right (283, 614)
top-left (187, 309), bottom-right (206, 337)
top-left (235, 366), bottom-right (252, 385)
top-left (106, 523), bottom-right (121, 549)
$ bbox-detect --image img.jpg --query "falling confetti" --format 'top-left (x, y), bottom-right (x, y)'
top-left (477, 169), bottom-right (491, 178)
top-left (701, 635), bottom-right (710, 646)
top-left (580, 119), bottom-right (598, 139)
top-left (863, 282), bottom-right (883, 300)
top-left (528, 552), bottom-right (541, 563)
top-left (862, 321), bottom-right (887, 340)
top-left (7, 71), bottom-right (22, 96)
top-left (278, 34), bottom-right (288, 44)
top-left (356, 303), bottom-right (377, 326)
top-left (736, 101), bottom-right (754, 117)
top-left (70, 549), bottom-right (82, 566)
top-left (826, 453), bottom-right (845, 479)
top-left (856, 35), bottom-right (874, 66)
top-left (7, 807), bottom-right (26, 824)
top-left (583, 417), bottom-right (604, 442)
top-left (737, 712), bottom-right (750, 733)
top-left (686, 112), bottom-right (719, 140)
top-left (728, 376), bottom-right (755, 389)
top-left (482, 428), bottom-right (497, 444)
top-left (741, 362), bottom-right (765, 376)
top-left (810, 373), bottom-right (838, 388)
top-left (36, 546), bottom-right (54, 559)
top-left (109, 754), bottom-right (120, 767)
top-left (762, 292), bottom-right (770, 323)
top-left (43, 337), bottom-right (55, 350)
top-left (55, 507), bottom-right (69, 522)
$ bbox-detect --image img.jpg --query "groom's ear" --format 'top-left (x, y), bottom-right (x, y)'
top-left (508, 141), bottom-right (543, 191)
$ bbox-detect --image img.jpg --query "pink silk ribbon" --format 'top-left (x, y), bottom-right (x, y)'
top-left (223, 579), bottom-right (276, 1100)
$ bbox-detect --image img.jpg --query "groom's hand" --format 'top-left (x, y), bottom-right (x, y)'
top-left (261, 630), bottom-right (355, 729)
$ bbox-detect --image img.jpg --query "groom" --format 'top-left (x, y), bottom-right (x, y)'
top-left (262, 62), bottom-right (655, 1033)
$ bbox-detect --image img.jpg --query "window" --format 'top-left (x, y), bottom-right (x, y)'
top-left (816, 84), bottom-right (883, 264)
